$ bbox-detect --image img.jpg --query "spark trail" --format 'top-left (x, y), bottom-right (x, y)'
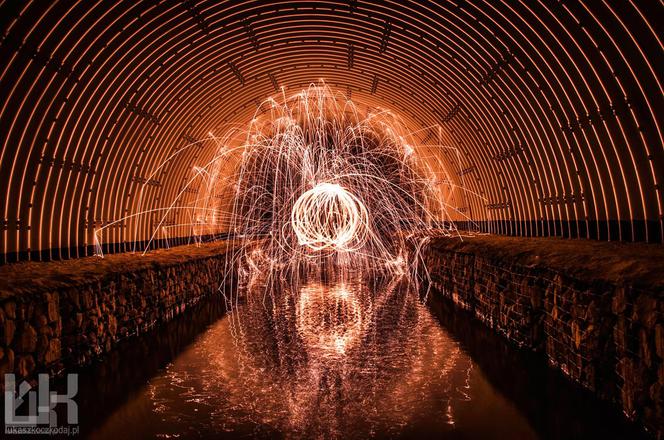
top-left (95, 83), bottom-right (479, 293)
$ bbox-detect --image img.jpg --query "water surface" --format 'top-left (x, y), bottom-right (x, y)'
top-left (81, 273), bottom-right (647, 439)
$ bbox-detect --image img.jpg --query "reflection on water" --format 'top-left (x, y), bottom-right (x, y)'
top-left (89, 273), bottom-right (540, 439)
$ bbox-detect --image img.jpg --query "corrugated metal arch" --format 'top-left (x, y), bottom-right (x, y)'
top-left (0, 0), bottom-right (661, 262)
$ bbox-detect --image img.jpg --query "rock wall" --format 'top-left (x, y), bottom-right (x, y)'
top-left (424, 237), bottom-right (663, 437)
top-left (0, 235), bottom-right (660, 435)
top-left (0, 243), bottom-right (232, 386)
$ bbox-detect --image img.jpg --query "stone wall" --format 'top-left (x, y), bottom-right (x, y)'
top-left (0, 235), bottom-right (660, 435)
top-left (424, 236), bottom-right (663, 437)
top-left (0, 242), bottom-right (233, 386)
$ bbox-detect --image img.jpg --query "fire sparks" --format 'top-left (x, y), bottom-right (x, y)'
top-left (291, 182), bottom-right (369, 252)
top-left (206, 83), bottom-right (459, 281)
top-left (95, 82), bottom-right (474, 288)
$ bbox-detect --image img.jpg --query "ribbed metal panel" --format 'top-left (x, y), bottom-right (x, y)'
top-left (0, 0), bottom-right (661, 262)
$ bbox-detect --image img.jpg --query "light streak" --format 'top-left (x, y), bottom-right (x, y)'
top-left (291, 182), bottom-right (368, 252)
top-left (210, 82), bottom-right (459, 281)
top-left (96, 83), bottom-right (473, 291)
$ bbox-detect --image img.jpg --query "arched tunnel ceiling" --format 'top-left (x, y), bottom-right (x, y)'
top-left (0, 0), bottom-right (662, 261)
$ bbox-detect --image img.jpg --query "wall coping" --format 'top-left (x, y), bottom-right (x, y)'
top-left (0, 241), bottom-right (231, 299)
top-left (429, 234), bottom-right (664, 291)
top-left (3, 235), bottom-right (661, 297)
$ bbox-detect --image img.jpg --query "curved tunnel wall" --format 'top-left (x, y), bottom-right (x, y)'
top-left (0, 0), bottom-right (662, 262)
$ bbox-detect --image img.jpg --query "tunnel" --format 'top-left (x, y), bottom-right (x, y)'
top-left (0, 1), bottom-right (662, 438)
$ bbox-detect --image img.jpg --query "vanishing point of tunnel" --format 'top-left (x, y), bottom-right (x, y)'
top-left (0, 1), bottom-right (662, 439)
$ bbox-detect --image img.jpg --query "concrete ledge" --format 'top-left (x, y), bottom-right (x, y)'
top-left (425, 235), bottom-right (663, 437)
top-left (0, 242), bottom-right (232, 386)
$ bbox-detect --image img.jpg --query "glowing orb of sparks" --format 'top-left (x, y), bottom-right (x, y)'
top-left (291, 182), bottom-right (369, 252)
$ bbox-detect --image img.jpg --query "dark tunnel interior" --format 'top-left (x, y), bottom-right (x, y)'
top-left (0, 1), bottom-right (662, 439)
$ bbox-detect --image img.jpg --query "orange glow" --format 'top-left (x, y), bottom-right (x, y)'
top-left (0, 1), bottom-right (662, 263)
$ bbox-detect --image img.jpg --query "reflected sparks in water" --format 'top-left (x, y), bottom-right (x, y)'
top-left (182, 274), bottom-right (472, 438)
top-left (90, 274), bottom-right (538, 439)
top-left (88, 276), bottom-right (528, 438)
top-left (295, 280), bottom-right (364, 356)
